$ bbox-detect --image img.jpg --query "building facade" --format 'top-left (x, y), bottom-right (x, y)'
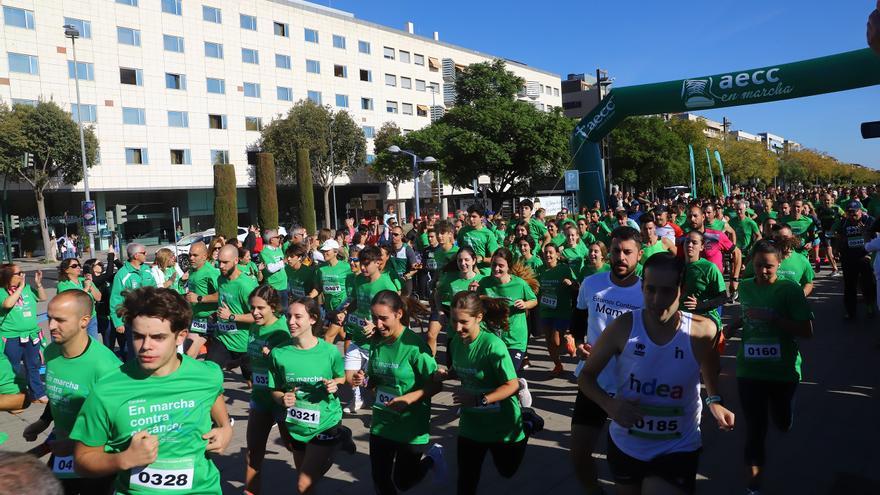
top-left (1, 0), bottom-right (560, 245)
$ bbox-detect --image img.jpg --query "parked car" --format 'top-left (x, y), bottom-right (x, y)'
top-left (164, 227), bottom-right (285, 270)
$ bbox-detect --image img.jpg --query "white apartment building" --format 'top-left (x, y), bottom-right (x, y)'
top-left (1, 0), bottom-right (561, 242)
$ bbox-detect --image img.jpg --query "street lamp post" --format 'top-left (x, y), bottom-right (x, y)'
top-left (64, 24), bottom-right (95, 254)
top-left (387, 146), bottom-right (436, 221)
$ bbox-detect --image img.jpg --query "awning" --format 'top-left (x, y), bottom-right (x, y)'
top-left (428, 57), bottom-right (440, 69)
top-left (417, 104), bottom-right (429, 112)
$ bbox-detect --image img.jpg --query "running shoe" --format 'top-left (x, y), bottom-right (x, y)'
top-left (830, 269), bottom-right (841, 277)
top-left (521, 407), bottom-right (545, 435)
top-left (517, 378), bottom-right (533, 408)
top-left (343, 398), bottom-right (363, 414)
top-left (426, 443), bottom-right (448, 484)
top-left (729, 290), bottom-right (738, 303)
top-left (564, 334), bottom-right (577, 357)
top-left (551, 362), bottom-right (564, 376)
top-left (339, 425), bottom-right (357, 454)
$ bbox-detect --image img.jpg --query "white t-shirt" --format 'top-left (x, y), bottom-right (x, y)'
top-left (575, 271), bottom-right (644, 393)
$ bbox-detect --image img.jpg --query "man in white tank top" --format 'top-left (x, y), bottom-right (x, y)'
top-left (579, 252), bottom-right (734, 494)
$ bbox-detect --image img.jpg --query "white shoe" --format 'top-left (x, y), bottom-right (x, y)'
top-left (426, 443), bottom-right (448, 484)
top-left (517, 378), bottom-right (533, 408)
top-left (343, 398), bottom-right (363, 414)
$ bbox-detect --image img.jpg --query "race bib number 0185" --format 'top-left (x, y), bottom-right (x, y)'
top-left (627, 405), bottom-right (683, 440)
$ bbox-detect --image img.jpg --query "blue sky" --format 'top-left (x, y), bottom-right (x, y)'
top-left (322, 0), bottom-right (879, 169)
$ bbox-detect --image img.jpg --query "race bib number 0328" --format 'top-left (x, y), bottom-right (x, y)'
top-left (130, 460), bottom-right (194, 491)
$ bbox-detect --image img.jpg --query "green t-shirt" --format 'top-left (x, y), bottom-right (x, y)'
top-left (518, 255), bottom-right (543, 276)
top-left (457, 226), bottom-right (499, 261)
top-left (0, 285), bottom-right (40, 338)
top-left (432, 245), bottom-right (459, 272)
top-left (247, 317), bottom-right (292, 409)
top-left (526, 218), bottom-right (548, 247)
top-left (728, 216), bottom-right (761, 253)
top-left (779, 215), bottom-right (816, 243)
top-left (579, 230), bottom-right (597, 247)
top-left (756, 210), bottom-right (778, 226)
top-left (0, 346), bottom-right (21, 395)
top-left (270, 339), bottom-right (344, 442)
top-left (56, 278), bottom-right (97, 320)
top-left (777, 253), bottom-right (814, 288)
top-left (708, 219), bottom-right (727, 232)
top-left (550, 233), bottom-right (566, 247)
top-left (216, 273), bottom-right (258, 353)
top-left (537, 264), bottom-right (576, 318)
top-left (368, 328), bottom-right (437, 445)
top-left (344, 273), bottom-right (399, 350)
top-left (186, 263), bottom-right (220, 320)
top-left (560, 241), bottom-right (589, 275)
top-left (286, 265), bottom-right (315, 299)
top-left (450, 330), bottom-right (524, 443)
top-left (579, 262), bottom-right (610, 280)
top-left (639, 240), bottom-right (668, 265)
top-left (683, 259), bottom-right (726, 330)
top-left (69, 356), bottom-right (224, 495)
top-left (162, 267), bottom-right (184, 294)
top-left (477, 275), bottom-right (537, 352)
top-left (816, 205), bottom-right (844, 232)
top-left (44, 337), bottom-right (121, 444)
top-left (260, 245), bottom-right (288, 290)
top-left (238, 261), bottom-right (260, 282)
top-left (315, 261), bottom-right (354, 312)
top-left (736, 278), bottom-right (813, 382)
top-left (437, 272), bottom-right (484, 308)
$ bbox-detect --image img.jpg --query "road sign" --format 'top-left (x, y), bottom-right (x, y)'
top-left (82, 201), bottom-right (97, 234)
top-left (362, 193), bottom-right (381, 200)
top-left (564, 170), bottom-right (580, 192)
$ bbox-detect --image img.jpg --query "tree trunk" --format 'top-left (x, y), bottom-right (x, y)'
top-left (296, 147), bottom-right (317, 235)
top-left (35, 189), bottom-right (52, 262)
top-left (323, 186), bottom-right (332, 229)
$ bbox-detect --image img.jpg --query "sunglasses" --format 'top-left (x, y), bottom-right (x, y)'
top-left (68, 263), bottom-right (80, 268)
top-left (392, 233), bottom-right (401, 237)
top-left (11, 272), bottom-right (22, 276)
top-left (349, 257), bottom-right (359, 262)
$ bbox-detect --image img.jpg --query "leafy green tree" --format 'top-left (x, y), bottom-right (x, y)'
top-left (0, 101), bottom-right (98, 259)
top-left (609, 116), bottom-right (690, 191)
top-left (454, 59), bottom-right (524, 106)
top-left (213, 164), bottom-right (238, 239)
top-left (716, 139), bottom-right (778, 185)
top-left (370, 122), bottom-right (411, 208)
top-left (296, 147), bottom-right (316, 234)
top-left (327, 110), bottom-right (366, 226)
top-left (255, 153), bottom-right (279, 229)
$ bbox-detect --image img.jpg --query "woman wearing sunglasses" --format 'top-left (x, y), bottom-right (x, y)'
top-left (0, 263), bottom-right (48, 403)
top-left (56, 258), bottom-right (103, 339)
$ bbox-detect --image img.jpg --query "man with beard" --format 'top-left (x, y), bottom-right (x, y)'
top-left (208, 245), bottom-right (257, 381)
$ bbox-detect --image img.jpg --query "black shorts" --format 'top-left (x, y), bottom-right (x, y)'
top-left (572, 389), bottom-right (609, 427)
top-left (284, 423), bottom-right (342, 452)
top-left (607, 434), bottom-right (700, 494)
top-left (508, 349), bottom-right (525, 373)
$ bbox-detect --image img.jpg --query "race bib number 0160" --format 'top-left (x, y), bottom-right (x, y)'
top-left (130, 460), bottom-right (194, 491)
top-left (743, 342), bottom-right (781, 360)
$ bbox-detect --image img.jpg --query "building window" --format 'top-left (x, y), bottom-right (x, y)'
top-left (553, 87), bottom-right (560, 97)
top-left (386, 101), bottom-right (398, 114)
top-left (333, 35), bottom-right (346, 49)
top-left (203, 5), bottom-right (222, 23)
top-left (245, 116), bottom-right (262, 131)
top-left (361, 98), bottom-right (373, 110)
top-left (415, 79), bottom-right (426, 91)
top-left (204, 41), bottom-right (224, 59)
top-left (167, 111), bottom-right (189, 127)
top-left (277, 86), bottom-right (293, 101)
top-left (240, 13), bottom-right (257, 30)
top-left (358, 40), bottom-right (370, 54)
top-left (307, 91), bottom-right (322, 105)
top-left (304, 28), bottom-right (319, 43)
top-left (119, 67), bottom-right (143, 85)
top-left (414, 53), bottom-right (425, 66)
top-left (416, 105), bottom-right (428, 117)
top-left (363, 126), bottom-right (375, 138)
top-left (334, 65), bottom-right (347, 78)
top-left (64, 18), bottom-right (91, 38)
top-left (276, 54), bottom-right (291, 69)
top-left (12, 98), bottom-right (37, 107)
top-left (163, 34), bottom-right (184, 53)
top-left (116, 0), bottom-right (138, 6)
top-left (170, 149), bottom-right (191, 165)
top-left (243, 82), bottom-right (261, 97)
top-left (274, 21), bottom-right (289, 37)
top-left (385, 74), bottom-right (396, 87)
top-left (211, 150), bottom-right (230, 164)
top-left (161, 0), bottom-right (182, 15)
top-left (383, 47), bottom-right (395, 60)
top-left (402, 103), bottom-right (413, 115)
top-left (401, 77), bottom-right (412, 89)
top-left (68, 61), bottom-right (95, 81)
top-left (241, 48), bottom-right (259, 64)
top-left (399, 51), bottom-right (411, 64)
top-left (335, 94), bottom-right (349, 108)
top-left (359, 69), bottom-right (372, 82)
top-left (207, 78), bottom-right (225, 94)
top-left (71, 104), bottom-right (97, 123)
top-left (117, 27), bottom-right (141, 46)
top-left (208, 114), bottom-right (227, 129)
top-left (306, 59), bottom-right (320, 74)
top-left (125, 148), bottom-right (148, 165)
top-left (4, 6), bottom-right (35, 29)
top-left (165, 72), bottom-right (186, 90)
top-left (122, 107), bottom-right (146, 125)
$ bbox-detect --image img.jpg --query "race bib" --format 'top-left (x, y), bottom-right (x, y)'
top-left (216, 322), bottom-right (237, 333)
top-left (291, 287), bottom-right (306, 297)
top-left (52, 455), bottom-right (75, 478)
top-left (286, 406), bottom-right (320, 425)
top-left (848, 237), bottom-right (865, 248)
top-left (190, 319), bottom-right (208, 334)
top-left (374, 388), bottom-right (399, 410)
top-left (426, 259), bottom-right (438, 270)
top-left (130, 458), bottom-right (194, 491)
top-left (347, 313), bottom-right (367, 327)
top-left (627, 405), bottom-right (683, 440)
top-left (540, 295), bottom-right (557, 308)
top-left (323, 284), bottom-right (341, 293)
top-left (743, 342), bottom-right (781, 360)
top-left (252, 372), bottom-right (269, 388)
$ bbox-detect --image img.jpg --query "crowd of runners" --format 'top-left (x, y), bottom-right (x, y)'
top-left (0, 183), bottom-right (878, 495)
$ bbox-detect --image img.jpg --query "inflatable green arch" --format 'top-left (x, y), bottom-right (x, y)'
top-left (571, 48), bottom-right (880, 207)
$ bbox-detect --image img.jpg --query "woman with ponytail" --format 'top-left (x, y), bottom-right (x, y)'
top-left (428, 247), bottom-right (484, 356)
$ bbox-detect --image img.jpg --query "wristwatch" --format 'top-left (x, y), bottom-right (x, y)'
top-left (227, 314), bottom-right (235, 323)
top-left (196, 295), bottom-right (203, 303)
top-left (478, 394), bottom-right (489, 407)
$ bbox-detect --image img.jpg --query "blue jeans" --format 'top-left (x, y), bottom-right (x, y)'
top-left (278, 289), bottom-right (290, 316)
top-left (4, 336), bottom-right (46, 399)
top-left (86, 318), bottom-right (99, 340)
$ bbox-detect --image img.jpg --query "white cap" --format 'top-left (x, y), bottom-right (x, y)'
top-left (319, 239), bottom-right (340, 251)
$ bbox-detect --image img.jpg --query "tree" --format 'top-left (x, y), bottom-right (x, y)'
top-left (0, 101), bottom-right (98, 260)
top-left (609, 116), bottom-right (690, 191)
top-left (715, 139), bottom-right (778, 185)
top-left (255, 153), bottom-right (279, 229)
top-left (296, 147), bottom-right (316, 234)
top-left (454, 59), bottom-right (524, 106)
top-left (326, 110), bottom-right (366, 227)
top-left (370, 122), bottom-right (411, 208)
top-left (213, 164), bottom-right (238, 239)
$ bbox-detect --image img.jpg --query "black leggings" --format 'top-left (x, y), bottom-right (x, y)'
top-left (842, 256), bottom-right (877, 316)
top-left (205, 339), bottom-right (251, 380)
top-left (369, 434), bottom-right (432, 495)
top-left (737, 378), bottom-right (797, 467)
top-left (457, 435), bottom-right (527, 495)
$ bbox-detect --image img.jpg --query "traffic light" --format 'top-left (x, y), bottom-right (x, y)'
top-left (10, 215), bottom-right (20, 229)
top-left (106, 210), bottom-right (116, 231)
top-left (115, 204), bottom-right (127, 225)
